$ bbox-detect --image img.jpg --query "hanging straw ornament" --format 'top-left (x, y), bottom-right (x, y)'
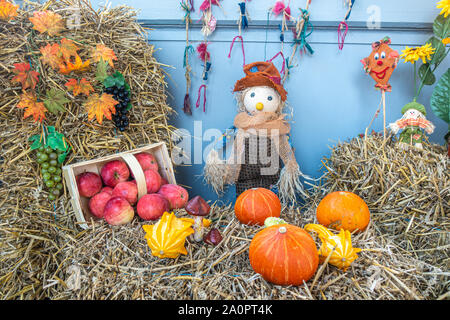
top-left (196, 0), bottom-right (222, 113)
top-left (271, 0), bottom-right (292, 53)
top-left (200, 0), bottom-right (223, 36)
top-left (238, 1), bottom-right (249, 35)
top-left (283, 0), bottom-right (313, 83)
top-left (181, 0), bottom-right (195, 115)
top-left (338, 0), bottom-right (355, 50)
top-left (196, 42), bottom-right (211, 112)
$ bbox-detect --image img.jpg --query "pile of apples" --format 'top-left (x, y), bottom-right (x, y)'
top-left (76, 152), bottom-right (189, 226)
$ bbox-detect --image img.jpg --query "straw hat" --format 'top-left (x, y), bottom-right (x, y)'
top-left (233, 61), bottom-right (288, 101)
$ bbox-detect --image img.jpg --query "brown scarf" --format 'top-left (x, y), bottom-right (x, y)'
top-left (233, 112), bottom-right (291, 136)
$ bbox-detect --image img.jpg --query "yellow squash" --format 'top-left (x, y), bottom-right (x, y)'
top-left (142, 212), bottom-right (194, 259)
top-left (304, 224), bottom-right (362, 271)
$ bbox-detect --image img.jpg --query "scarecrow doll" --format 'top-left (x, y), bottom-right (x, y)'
top-left (389, 101), bottom-right (435, 149)
top-left (204, 61), bottom-right (307, 203)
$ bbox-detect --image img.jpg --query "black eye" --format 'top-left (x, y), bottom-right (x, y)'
top-left (267, 96), bottom-right (273, 101)
top-left (250, 92), bottom-right (255, 98)
top-left (374, 53), bottom-right (379, 60)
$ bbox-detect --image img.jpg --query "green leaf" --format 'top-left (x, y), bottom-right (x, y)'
top-left (426, 36), bottom-right (446, 66)
top-left (95, 58), bottom-right (109, 83)
top-left (103, 75), bottom-right (117, 88)
top-left (124, 82), bottom-right (131, 93)
top-left (44, 88), bottom-right (69, 114)
top-left (431, 68), bottom-right (450, 124)
top-left (112, 71), bottom-right (125, 87)
top-left (418, 63), bottom-right (436, 86)
top-left (433, 14), bottom-right (450, 39)
top-left (29, 134), bottom-right (44, 150)
top-left (58, 146), bottom-right (71, 164)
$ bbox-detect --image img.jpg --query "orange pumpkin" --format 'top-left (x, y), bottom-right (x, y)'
top-left (234, 188), bottom-right (281, 225)
top-left (316, 191), bottom-right (370, 232)
top-left (249, 224), bottom-right (319, 286)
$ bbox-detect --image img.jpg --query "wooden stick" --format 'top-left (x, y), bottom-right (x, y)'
top-left (382, 90), bottom-right (386, 139)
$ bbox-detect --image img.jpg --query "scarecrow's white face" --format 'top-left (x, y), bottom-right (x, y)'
top-left (404, 109), bottom-right (424, 119)
top-left (243, 86), bottom-right (281, 114)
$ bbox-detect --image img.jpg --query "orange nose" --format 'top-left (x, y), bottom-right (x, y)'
top-left (377, 60), bottom-right (383, 66)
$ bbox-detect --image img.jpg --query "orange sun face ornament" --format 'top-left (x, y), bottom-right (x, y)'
top-left (361, 37), bottom-right (399, 92)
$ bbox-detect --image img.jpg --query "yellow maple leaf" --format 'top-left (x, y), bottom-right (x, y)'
top-left (59, 38), bottom-right (80, 63)
top-left (84, 93), bottom-right (119, 124)
top-left (17, 91), bottom-right (47, 123)
top-left (91, 44), bottom-right (118, 68)
top-left (0, 0), bottom-right (19, 21)
top-left (29, 10), bottom-right (65, 36)
top-left (59, 54), bottom-right (90, 75)
top-left (40, 43), bottom-right (63, 70)
top-left (65, 78), bottom-right (94, 96)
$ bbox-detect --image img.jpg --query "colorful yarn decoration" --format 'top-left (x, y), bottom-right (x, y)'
top-left (292, 8), bottom-right (314, 55)
top-left (271, 0), bottom-right (292, 54)
top-left (268, 51), bottom-right (286, 78)
top-left (181, 0), bottom-right (195, 115)
top-left (196, 84), bottom-right (207, 112)
top-left (282, 0), bottom-right (313, 83)
top-left (197, 42), bottom-right (210, 63)
top-left (338, 0), bottom-right (355, 50)
top-left (272, 0), bottom-right (291, 20)
top-left (238, 2), bottom-right (249, 32)
top-left (199, 0), bottom-right (221, 11)
top-left (228, 35), bottom-right (246, 68)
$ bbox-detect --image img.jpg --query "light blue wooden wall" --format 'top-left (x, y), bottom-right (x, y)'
top-left (92, 1), bottom-right (449, 203)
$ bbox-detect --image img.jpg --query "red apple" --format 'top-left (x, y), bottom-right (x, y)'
top-left (136, 194), bottom-right (169, 221)
top-left (112, 181), bottom-right (138, 205)
top-left (157, 184), bottom-right (189, 210)
top-left (144, 169), bottom-right (162, 193)
top-left (161, 177), bottom-right (168, 186)
top-left (103, 197), bottom-right (135, 226)
top-left (101, 160), bottom-right (130, 187)
top-left (76, 172), bottom-right (103, 198)
top-left (101, 187), bottom-right (113, 195)
top-left (135, 152), bottom-right (159, 172)
top-left (88, 192), bottom-right (113, 218)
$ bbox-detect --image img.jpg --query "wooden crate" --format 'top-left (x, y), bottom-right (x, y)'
top-left (63, 142), bottom-right (175, 229)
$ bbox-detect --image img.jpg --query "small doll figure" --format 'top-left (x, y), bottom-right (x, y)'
top-left (389, 102), bottom-right (435, 149)
top-left (361, 36), bottom-right (399, 92)
top-left (204, 61), bottom-right (307, 203)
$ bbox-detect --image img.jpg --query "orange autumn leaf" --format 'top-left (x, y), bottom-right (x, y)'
top-left (59, 38), bottom-right (79, 63)
top-left (11, 62), bottom-right (40, 90)
top-left (29, 10), bottom-right (65, 36)
top-left (65, 78), bottom-right (94, 96)
top-left (0, 0), bottom-right (19, 21)
top-left (91, 44), bottom-right (117, 68)
top-left (40, 43), bottom-right (63, 70)
top-left (84, 93), bottom-right (119, 124)
top-left (59, 54), bottom-right (90, 75)
top-left (17, 91), bottom-right (47, 123)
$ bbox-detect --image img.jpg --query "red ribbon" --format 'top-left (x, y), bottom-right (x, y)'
top-left (338, 21), bottom-right (348, 50)
top-left (196, 84), bottom-right (207, 113)
top-left (228, 35), bottom-right (246, 68)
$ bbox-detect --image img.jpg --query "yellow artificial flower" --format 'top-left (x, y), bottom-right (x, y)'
top-left (437, 0), bottom-right (450, 18)
top-left (443, 37), bottom-right (450, 45)
top-left (400, 43), bottom-right (436, 64)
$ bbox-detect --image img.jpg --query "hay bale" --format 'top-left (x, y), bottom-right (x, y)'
top-left (0, 0), bottom-right (174, 299)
